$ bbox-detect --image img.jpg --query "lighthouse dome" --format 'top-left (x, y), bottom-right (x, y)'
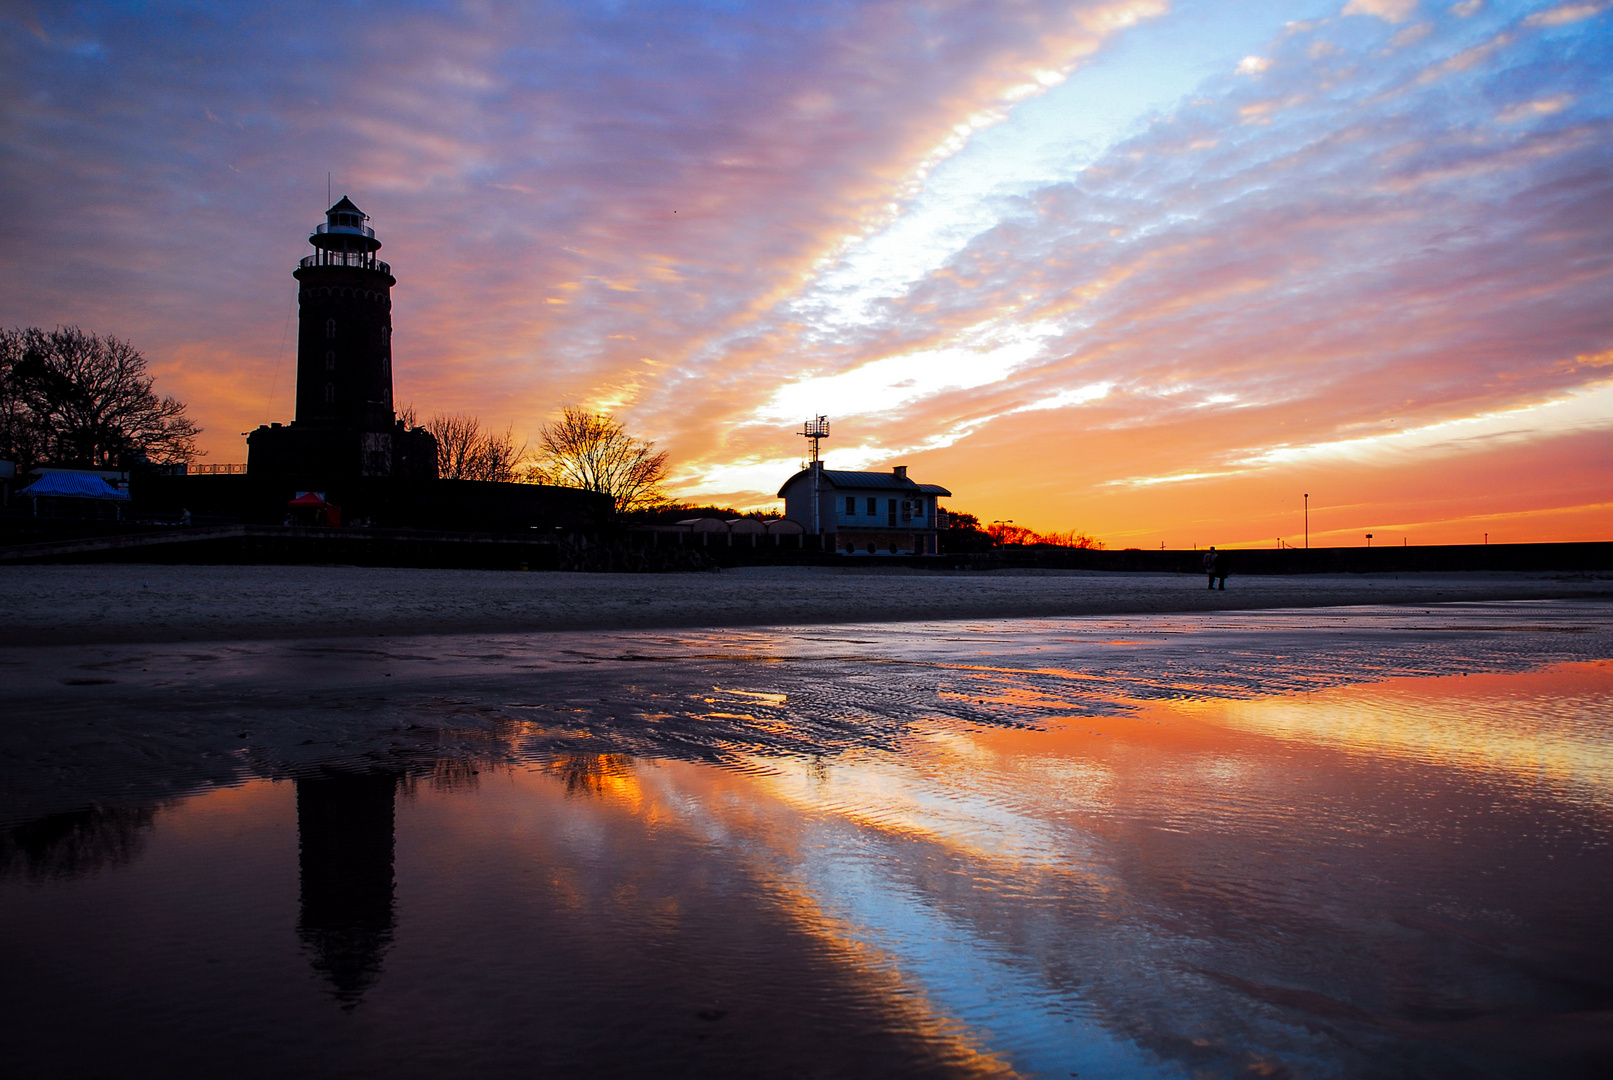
top-left (310, 196), bottom-right (382, 253)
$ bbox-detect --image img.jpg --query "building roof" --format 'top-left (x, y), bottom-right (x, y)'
top-left (776, 468), bottom-right (952, 498)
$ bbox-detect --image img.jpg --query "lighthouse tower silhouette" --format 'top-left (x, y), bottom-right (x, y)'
top-left (247, 197), bottom-right (437, 479)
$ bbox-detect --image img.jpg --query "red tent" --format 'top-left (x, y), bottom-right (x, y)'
top-left (287, 490), bottom-right (341, 526)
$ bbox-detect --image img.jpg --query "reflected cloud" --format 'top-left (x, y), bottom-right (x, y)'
top-left (4, 608), bottom-right (1613, 1075)
top-left (1200, 660), bottom-right (1613, 808)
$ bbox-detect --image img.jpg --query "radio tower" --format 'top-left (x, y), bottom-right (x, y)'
top-left (799, 415), bottom-right (830, 538)
top-left (799, 415), bottom-right (830, 467)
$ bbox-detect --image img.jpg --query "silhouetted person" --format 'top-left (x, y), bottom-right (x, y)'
top-left (1213, 548), bottom-right (1229, 590)
top-left (1203, 546), bottom-right (1217, 589)
top-left (296, 771), bottom-right (399, 1009)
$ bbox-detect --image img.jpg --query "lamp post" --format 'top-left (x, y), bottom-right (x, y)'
top-left (1366, 533), bottom-right (1373, 548)
top-left (1304, 493), bottom-right (1309, 549)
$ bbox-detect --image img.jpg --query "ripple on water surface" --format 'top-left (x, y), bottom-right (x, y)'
top-left (2, 602), bottom-right (1611, 1078)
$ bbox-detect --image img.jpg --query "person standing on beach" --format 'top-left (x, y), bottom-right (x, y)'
top-left (1203, 547), bottom-right (1217, 589)
top-left (1213, 548), bottom-right (1229, 590)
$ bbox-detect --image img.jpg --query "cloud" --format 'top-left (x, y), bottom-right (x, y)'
top-left (0, 0), bottom-right (1160, 449)
top-left (1525, 2), bottom-right (1609, 27)
top-left (1, 0), bottom-right (1609, 543)
top-left (691, 4), bottom-right (1613, 533)
top-left (1342, 0), bottom-right (1420, 24)
top-left (1495, 94), bottom-right (1574, 122)
top-left (1389, 22), bottom-right (1434, 48)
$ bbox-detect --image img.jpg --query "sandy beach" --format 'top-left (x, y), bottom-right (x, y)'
top-left (3, 563), bottom-right (1610, 647)
top-left (5, 570), bottom-right (1612, 1077)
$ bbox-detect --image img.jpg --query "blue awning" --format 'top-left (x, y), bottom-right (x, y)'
top-left (18, 473), bottom-right (131, 501)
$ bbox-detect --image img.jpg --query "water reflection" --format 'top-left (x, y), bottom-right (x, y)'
top-left (296, 771), bottom-right (398, 1007)
top-left (1, 605), bottom-right (1611, 1077)
top-left (0, 804), bottom-right (158, 881)
top-left (552, 752), bottom-right (638, 798)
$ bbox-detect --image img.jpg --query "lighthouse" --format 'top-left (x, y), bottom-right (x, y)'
top-left (247, 198), bottom-right (437, 479)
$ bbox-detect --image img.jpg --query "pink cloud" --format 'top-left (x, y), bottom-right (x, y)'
top-left (1, 1), bottom-right (1608, 545)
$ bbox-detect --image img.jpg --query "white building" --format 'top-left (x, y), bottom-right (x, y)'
top-left (777, 463), bottom-right (951, 555)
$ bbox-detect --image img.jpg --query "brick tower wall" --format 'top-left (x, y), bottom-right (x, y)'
top-left (292, 264), bottom-right (396, 432)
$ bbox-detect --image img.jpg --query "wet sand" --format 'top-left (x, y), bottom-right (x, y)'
top-left (2, 563), bottom-right (1609, 646)
top-left (6, 599), bottom-right (1611, 825)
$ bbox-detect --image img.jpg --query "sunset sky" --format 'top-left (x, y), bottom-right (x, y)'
top-left (2, 0), bottom-right (1609, 547)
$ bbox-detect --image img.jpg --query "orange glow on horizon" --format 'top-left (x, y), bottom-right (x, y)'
top-left (6, 3), bottom-right (1609, 546)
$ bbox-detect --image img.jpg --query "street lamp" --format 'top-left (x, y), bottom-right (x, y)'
top-left (1304, 493), bottom-right (1309, 549)
top-left (1366, 533), bottom-right (1373, 548)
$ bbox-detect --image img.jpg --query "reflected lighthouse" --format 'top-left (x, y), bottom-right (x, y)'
top-left (295, 771), bottom-right (400, 1008)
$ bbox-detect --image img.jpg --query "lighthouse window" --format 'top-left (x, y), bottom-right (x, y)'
top-left (324, 351), bottom-right (336, 371)
top-left (325, 318), bottom-right (336, 339)
top-left (324, 383), bottom-right (335, 404)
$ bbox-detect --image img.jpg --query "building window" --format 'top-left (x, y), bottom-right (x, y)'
top-left (325, 350), bottom-right (336, 371)
top-left (324, 383), bottom-right (335, 404)
top-left (325, 318), bottom-right (336, 339)
top-left (887, 499), bottom-right (897, 526)
top-left (867, 497), bottom-right (877, 516)
top-left (845, 496), bottom-right (856, 516)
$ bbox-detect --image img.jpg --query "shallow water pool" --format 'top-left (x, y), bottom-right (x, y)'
top-left (3, 602), bottom-right (1610, 1077)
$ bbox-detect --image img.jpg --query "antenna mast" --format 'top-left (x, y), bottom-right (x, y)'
top-left (798, 415), bottom-right (830, 540)
top-left (799, 415), bottom-right (830, 466)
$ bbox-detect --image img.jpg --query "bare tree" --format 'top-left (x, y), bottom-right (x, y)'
top-left (535, 406), bottom-right (669, 512)
top-left (983, 520), bottom-right (1103, 549)
top-left (0, 326), bottom-right (199, 471)
top-left (0, 330), bottom-right (41, 471)
top-left (426, 412), bottom-right (528, 483)
top-left (475, 424), bottom-right (526, 483)
top-left (428, 413), bottom-right (483, 480)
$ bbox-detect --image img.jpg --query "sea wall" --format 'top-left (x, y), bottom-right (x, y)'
top-left (130, 474), bottom-right (612, 532)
